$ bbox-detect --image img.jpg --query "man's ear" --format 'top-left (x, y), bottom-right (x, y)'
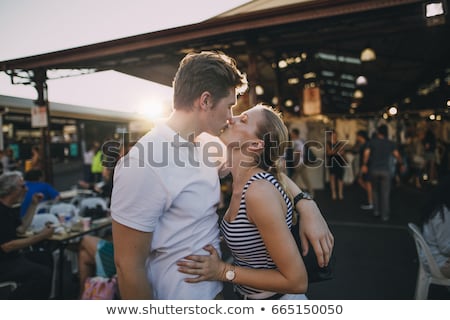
top-left (248, 139), bottom-right (264, 152)
top-left (199, 91), bottom-right (212, 111)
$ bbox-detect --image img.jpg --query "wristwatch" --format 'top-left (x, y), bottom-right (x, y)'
top-left (293, 191), bottom-right (314, 206)
top-left (225, 265), bottom-right (236, 282)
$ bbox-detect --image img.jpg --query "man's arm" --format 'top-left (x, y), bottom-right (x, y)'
top-left (392, 149), bottom-right (406, 173)
top-left (1, 226), bottom-right (54, 253)
top-left (16, 193), bottom-right (44, 234)
top-left (282, 173), bottom-right (334, 267)
top-left (112, 220), bottom-right (153, 299)
top-left (361, 148), bottom-right (371, 174)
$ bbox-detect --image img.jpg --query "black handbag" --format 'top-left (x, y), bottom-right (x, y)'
top-left (291, 217), bottom-right (336, 283)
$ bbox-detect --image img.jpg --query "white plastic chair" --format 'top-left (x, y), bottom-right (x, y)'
top-left (34, 200), bottom-right (55, 214)
top-left (407, 223), bottom-right (450, 299)
top-left (49, 202), bottom-right (79, 218)
top-left (69, 189), bottom-right (97, 208)
top-left (78, 197), bottom-right (108, 216)
top-left (0, 281), bottom-right (17, 290)
top-left (0, 281), bottom-right (18, 298)
top-left (30, 213), bottom-right (59, 232)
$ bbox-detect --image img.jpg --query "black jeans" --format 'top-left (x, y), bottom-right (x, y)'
top-left (370, 170), bottom-right (391, 220)
top-left (0, 251), bottom-right (53, 299)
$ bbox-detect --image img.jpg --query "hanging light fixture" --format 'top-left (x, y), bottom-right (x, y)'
top-left (425, 1), bottom-right (445, 17)
top-left (388, 106), bottom-right (398, 116)
top-left (360, 47), bottom-right (376, 62)
top-left (353, 89), bottom-right (364, 99)
top-left (285, 99), bottom-right (293, 107)
top-left (356, 75), bottom-right (368, 86)
top-left (272, 96), bottom-right (279, 105)
top-left (255, 85), bottom-right (264, 96)
top-left (424, 1), bottom-right (446, 26)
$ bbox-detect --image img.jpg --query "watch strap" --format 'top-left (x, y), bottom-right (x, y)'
top-left (293, 192), bottom-right (313, 206)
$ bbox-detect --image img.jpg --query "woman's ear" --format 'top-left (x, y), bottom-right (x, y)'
top-left (248, 139), bottom-right (264, 152)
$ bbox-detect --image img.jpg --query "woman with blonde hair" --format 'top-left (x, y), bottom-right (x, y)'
top-left (177, 104), bottom-right (310, 299)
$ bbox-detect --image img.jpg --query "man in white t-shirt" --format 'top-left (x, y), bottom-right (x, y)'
top-left (111, 51), bottom-right (334, 300)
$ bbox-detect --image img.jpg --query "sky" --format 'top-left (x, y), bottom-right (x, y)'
top-left (0, 0), bottom-right (249, 116)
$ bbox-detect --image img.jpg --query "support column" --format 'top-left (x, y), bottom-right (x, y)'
top-left (246, 37), bottom-right (258, 107)
top-left (274, 51), bottom-right (283, 108)
top-left (247, 53), bottom-right (257, 106)
top-left (33, 68), bottom-right (53, 184)
top-left (0, 112), bottom-right (3, 151)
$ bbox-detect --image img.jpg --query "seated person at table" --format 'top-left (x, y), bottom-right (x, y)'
top-left (420, 175), bottom-right (450, 278)
top-left (20, 169), bottom-right (60, 217)
top-left (0, 171), bottom-right (55, 299)
top-left (78, 235), bottom-right (116, 298)
top-left (78, 141), bottom-right (123, 205)
top-left (77, 165), bottom-right (113, 202)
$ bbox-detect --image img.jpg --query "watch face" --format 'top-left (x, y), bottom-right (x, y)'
top-left (226, 270), bottom-right (235, 281)
top-left (302, 192), bottom-right (313, 200)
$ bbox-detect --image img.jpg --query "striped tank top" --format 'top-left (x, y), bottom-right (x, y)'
top-left (220, 172), bottom-right (293, 295)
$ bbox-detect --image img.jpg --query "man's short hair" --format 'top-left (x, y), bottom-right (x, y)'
top-left (377, 124), bottom-right (388, 137)
top-left (0, 171), bottom-right (23, 197)
top-left (172, 51), bottom-right (248, 110)
top-left (357, 130), bottom-right (368, 140)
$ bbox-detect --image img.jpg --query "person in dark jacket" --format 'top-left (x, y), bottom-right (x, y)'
top-left (0, 171), bottom-right (54, 299)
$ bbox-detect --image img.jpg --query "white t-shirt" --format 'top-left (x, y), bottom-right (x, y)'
top-left (83, 150), bottom-right (94, 165)
top-left (111, 123), bottom-right (223, 299)
top-left (1, 155), bottom-right (9, 172)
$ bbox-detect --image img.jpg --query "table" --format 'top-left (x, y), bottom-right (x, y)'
top-left (59, 189), bottom-right (96, 200)
top-left (49, 217), bottom-right (112, 298)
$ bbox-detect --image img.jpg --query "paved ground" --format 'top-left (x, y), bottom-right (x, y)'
top-left (52, 160), bottom-right (450, 300)
top-left (222, 181), bottom-right (450, 300)
top-left (302, 181), bottom-right (449, 300)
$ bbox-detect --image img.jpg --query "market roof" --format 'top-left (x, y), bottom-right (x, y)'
top-left (1, 0), bottom-right (448, 117)
top-left (0, 94), bottom-right (142, 122)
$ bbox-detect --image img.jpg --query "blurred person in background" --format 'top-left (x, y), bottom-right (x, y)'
top-left (79, 139), bottom-right (123, 205)
top-left (82, 142), bottom-right (97, 183)
top-left (420, 175), bottom-right (450, 278)
top-left (356, 130), bottom-right (373, 210)
top-left (1, 148), bottom-right (20, 173)
top-left (422, 127), bottom-right (437, 184)
top-left (91, 141), bottom-right (103, 183)
top-left (78, 235), bottom-right (115, 298)
top-left (20, 169), bottom-right (60, 217)
top-left (283, 132), bottom-right (295, 179)
top-left (29, 145), bottom-right (42, 172)
top-left (290, 128), bottom-right (314, 197)
top-left (361, 124), bottom-right (405, 222)
top-left (325, 130), bottom-right (346, 200)
top-left (0, 171), bottom-right (54, 299)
